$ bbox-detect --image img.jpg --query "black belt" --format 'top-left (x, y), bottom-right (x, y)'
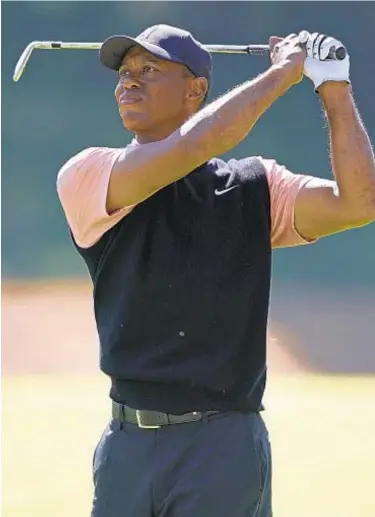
top-left (112, 401), bottom-right (221, 429)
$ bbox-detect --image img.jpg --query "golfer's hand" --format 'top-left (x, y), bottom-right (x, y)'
top-left (301, 31), bottom-right (350, 92)
top-left (269, 34), bottom-right (306, 86)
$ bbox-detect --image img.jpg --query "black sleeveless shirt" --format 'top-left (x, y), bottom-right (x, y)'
top-left (74, 156), bottom-right (271, 414)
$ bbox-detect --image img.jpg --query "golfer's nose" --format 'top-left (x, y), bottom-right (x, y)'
top-left (115, 74), bottom-right (141, 102)
top-left (121, 70), bottom-right (142, 89)
top-left (124, 81), bottom-right (141, 90)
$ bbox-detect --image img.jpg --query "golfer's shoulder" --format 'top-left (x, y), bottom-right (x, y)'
top-left (224, 155), bottom-right (310, 197)
top-left (230, 155), bottom-right (305, 188)
top-left (254, 156), bottom-right (314, 194)
top-left (57, 146), bottom-right (123, 182)
top-left (56, 146), bottom-right (124, 210)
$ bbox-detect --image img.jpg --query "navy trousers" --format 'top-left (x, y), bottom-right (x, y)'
top-left (91, 411), bottom-right (272, 517)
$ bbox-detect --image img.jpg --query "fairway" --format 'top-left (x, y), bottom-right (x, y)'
top-left (2, 374), bottom-right (375, 517)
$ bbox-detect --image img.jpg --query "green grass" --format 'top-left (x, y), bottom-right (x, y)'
top-left (2, 374), bottom-right (375, 517)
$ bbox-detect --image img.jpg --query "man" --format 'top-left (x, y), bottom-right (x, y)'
top-left (57, 24), bottom-right (375, 517)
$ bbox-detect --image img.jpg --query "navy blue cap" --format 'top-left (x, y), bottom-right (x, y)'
top-left (100, 24), bottom-right (212, 85)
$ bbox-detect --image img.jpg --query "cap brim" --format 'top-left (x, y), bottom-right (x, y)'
top-left (99, 35), bottom-right (186, 71)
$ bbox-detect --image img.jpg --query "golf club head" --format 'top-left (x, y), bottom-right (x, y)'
top-left (13, 41), bottom-right (40, 82)
top-left (13, 41), bottom-right (103, 82)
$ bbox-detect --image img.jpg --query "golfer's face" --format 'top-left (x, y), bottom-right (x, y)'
top-left (115, 47), bottom-right (191, 131)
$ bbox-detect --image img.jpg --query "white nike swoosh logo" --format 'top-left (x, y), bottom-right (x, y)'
top-left (214, 185), bottom-right (239, 195)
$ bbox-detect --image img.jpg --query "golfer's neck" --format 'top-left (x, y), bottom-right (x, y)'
top-left (134, 129), bottom-right (174, 145)
top-left (133, 113), bottom-right (192, 145)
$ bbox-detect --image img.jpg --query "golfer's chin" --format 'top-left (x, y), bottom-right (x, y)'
top-left (120, 110), bottom-right (153, 133)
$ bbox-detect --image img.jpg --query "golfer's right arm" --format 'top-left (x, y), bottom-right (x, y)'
top-left (108, 64), bottom-right (301, 211)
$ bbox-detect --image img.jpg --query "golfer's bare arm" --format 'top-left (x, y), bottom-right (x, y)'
top-left (293, 83), bottom-right (375, 240)
top-left (59, 73), bottom-right (375, 246)
top-left (107, 64), bottom-right (294, 212)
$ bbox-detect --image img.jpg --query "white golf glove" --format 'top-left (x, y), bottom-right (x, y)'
top-left (299, 31), bottom-right (350, 91)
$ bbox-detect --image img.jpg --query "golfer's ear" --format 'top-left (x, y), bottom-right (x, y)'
top-left (188, 77), bottom-right (208, 104)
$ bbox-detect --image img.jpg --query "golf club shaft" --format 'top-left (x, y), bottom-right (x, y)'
top-left (13, 40), bottom-right (270, 82)
top-left (13, 39), bottom-right (347, 82)
top-left (19, 40), bottom-right (270, 52)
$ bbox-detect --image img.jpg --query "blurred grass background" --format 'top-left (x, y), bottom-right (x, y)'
top-left (3, 374), bottom-right (375, 517)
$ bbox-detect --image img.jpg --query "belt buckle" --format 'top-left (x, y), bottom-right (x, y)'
top-left (136, 410), bottom-right (161, 429)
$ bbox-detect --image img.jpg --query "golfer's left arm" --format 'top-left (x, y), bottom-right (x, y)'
top-left (293, 32), bottom-right (375, 240)
top-left (294, 83), bottom-right (375, 240)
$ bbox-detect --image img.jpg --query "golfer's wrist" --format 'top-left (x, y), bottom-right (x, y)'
top-left (317, 81), bottom-right (351, 103)
top-left (268, 62), bottom-right (300, 91)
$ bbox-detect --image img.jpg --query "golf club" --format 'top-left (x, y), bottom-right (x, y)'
top-left (13, 39), bottom-right (347, 82)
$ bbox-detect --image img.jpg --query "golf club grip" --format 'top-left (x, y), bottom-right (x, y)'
top-left (246, 44), bottom-right (346, 60)
top-left (245, 46), bottom-right (269, 55)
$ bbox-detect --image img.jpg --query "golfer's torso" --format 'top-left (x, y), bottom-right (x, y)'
top-left (76, 156), bottom-right (271, 413)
